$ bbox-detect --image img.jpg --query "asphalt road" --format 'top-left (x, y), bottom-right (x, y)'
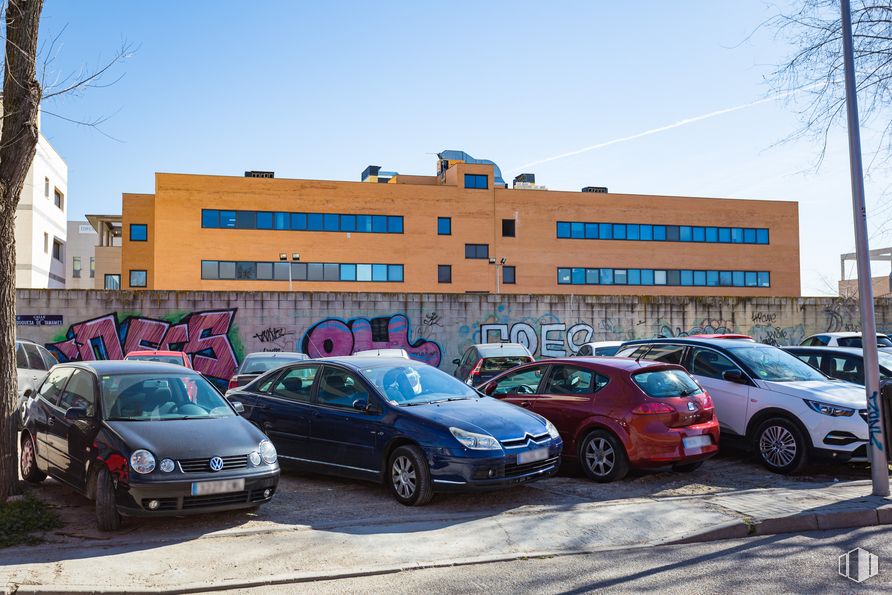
top-left (236, 525), bottom-right (892, 594)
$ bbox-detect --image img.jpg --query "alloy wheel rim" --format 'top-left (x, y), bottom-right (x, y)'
top-left (21, 438), bottom-right (34, 475)
top-left (759, 425), bottom-right (797, 468)
top-left (585, 438), bottom-right (615, 476)
top-left (392, 455), bottom-right (417, 499)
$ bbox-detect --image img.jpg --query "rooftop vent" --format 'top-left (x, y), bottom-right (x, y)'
top-left (582, 186), bottom-right (608, 193)
top-left (245, 171), bottom-right (274, 178)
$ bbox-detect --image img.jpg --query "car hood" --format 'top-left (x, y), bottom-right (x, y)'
top-left (404, 397), bottom-right (548, 441)
top-left (759, 380), bottom-right (867, 407)
top-left (104, 416), bottom-right (266, 458)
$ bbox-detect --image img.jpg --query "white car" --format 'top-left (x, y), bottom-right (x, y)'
top-left (15, 339), bottom-right (58, 428)
top-left (352, 348), bottom-right (411, 359)
top-left (616, 338), bottom-right (868, 474)
top-left (573, 341), bottom-right (623, 357)
top-left (801, 332), bottom-right (892, 351)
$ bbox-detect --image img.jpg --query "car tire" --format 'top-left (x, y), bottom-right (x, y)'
top-left (579, 429), bottom-right (629, 483)
top-left (754, 417), bottom-right (808, 475)
top-left (387, 445), bottom-right (433, 506)
top-left (671, 461), bottom-right (703, 473)
top-left (95, 466), bottom-right (122, 532)
top-left (20, 433), bottom-right (46, 483)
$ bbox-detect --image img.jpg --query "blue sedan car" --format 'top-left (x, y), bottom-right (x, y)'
top-left (227, 357), bottom-right (563, 505)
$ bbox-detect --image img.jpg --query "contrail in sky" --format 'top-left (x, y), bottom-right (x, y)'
top-left (508, 94), bottom-right (790, 173)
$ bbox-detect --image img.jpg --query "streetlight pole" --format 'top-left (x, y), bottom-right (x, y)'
top-left (840, 0), bottom-right (889, 496)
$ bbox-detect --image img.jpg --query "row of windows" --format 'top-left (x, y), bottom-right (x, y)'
top-left (201, 210), bottom-right (404, 234)
top-left (556, 222), bottom-right (770, 244)
top-left (436, 265), bottom-right (515, 284)
top-left (200, 260), bottom-right (404, 283)
top-left (557, 267), bottom-right (771, 287)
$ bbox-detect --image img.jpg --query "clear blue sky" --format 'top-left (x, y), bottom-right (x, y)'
top-left (36, 1), bottom-right (892, 295)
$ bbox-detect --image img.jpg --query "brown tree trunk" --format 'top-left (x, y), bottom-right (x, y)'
top-left (0, 0), bottom-right (44, 501)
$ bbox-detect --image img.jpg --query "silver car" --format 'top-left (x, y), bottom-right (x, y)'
top-left (16, 339), bottom-right (58, 427)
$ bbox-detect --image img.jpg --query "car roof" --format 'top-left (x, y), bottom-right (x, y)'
top-left (580, 341), bottom-right (623, 347)
top-left (125, 350), bottom-right (186, 357)
top-left (552, 356), bottom-right (684, 372)
top-left (314, 356), bottom-right (426, 370)
top-left (244, 351), bottom-right (308, 358)
top-left (784, 346), bottom-right (865, 355)
top-left (54, 360), bottom-right (200, 375)
top-left (621, 337), bottom-right (771, 350)
top-left (475, 343), bottom-right (531, 356)
top-left (816, 332), bottom-right (886, 338)
top-left (688, 334), bottom-right (754, 340)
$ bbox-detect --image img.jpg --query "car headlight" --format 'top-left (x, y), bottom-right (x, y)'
top-left (449, 427), bottom-right (502, 450)
top-left (159, 458), bottom-right (176, 473)
top-left (249, 451), bottom-right (262, 466)
top-left (259, 440), bottom-right (277, 464)
top-left (130, 449), bottom-right (156, 474)
top-left (804, 399), bottom-right (855, 417)
top-left (545, 420), bottom-right (561, 440)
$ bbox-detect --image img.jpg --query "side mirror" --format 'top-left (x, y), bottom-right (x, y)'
top-left (65, 406), bottom-right (88, 421)
top-left (231, 401), bottom-right (246, 414)
top-left (23, 388), bottom-right (33, 398)
top-left (452, 359), bottom-right (461, 366)
top-left (722, 370), bottom-right (749, 385)
top-left (479, 382), bottom-right (495, 396)
top-left (353, 399), bottom-right (378, 414)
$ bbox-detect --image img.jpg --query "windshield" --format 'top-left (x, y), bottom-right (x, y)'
top-left (101, 373), bottom-right (235, 421)
top-left (125, 354), bottom-right (184, 366)
top-left (480, 356), bottom-right (533, 373)
top-left (837, 335), bottom-right (892, 348)
top-left (632, 370), bottom-right (703, 398)
top-left (362, 362), bottom-right (478, 405)
top-left (238, 354), bottom-right (305, 375)
top-left (729, 345), bottom-right (826, 382)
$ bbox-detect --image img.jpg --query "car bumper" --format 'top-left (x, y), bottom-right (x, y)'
top-left (803, 408), bottom-right (870, 462)
top-left (627, 420), bottom-right (721, 467)
top-left (115, 468), bottom-right (280, 517)
top-left (427, 440), bottom-right (563, 492)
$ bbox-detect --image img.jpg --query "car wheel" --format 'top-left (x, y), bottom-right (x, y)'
top-left (579, 429), bottom-right (629, 482)
top-left (95, 466), bottom-right (122, 532)
top-left (672, 461), bottom-right (703, 473)
top-left (20, 433), bottom-right (46, 483)
top-left (754, 417), bottom-right (808, 474)
top-left (388, 445), bottom-right (433, 506)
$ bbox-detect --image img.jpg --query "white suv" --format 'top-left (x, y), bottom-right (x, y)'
top-left (616, 338), bottom-right (869, 474)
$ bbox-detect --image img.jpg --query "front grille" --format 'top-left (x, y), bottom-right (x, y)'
top-left (851, 444), bottom-right (868, 458)
top-left (141, 497), bottom-right (177, 511)
top-left (178, 455), bottom-right (248, 473)
top-left (500, 433), bottom-right (551, 449)
top-left (182, 491), bottom-right (249, 509)
top-left (504, 456), bottom-right (560, 478)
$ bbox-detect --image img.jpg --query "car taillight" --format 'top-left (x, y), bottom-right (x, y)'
top-left (697, 393), bottom-right (714, 409)
top-left (469, 359), bottom-right (483, 377)
top-left (632, 402), bottom-right (675, 415)
top-left (228, 377), bottom-right (238, 390)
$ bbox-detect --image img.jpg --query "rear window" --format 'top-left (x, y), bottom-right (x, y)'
top-left (125, 354), bottom-right (184, 365)
top-left (238, 354), bottom-right (306, 375)
top-left (481, 356), bottom-right (533, 373)
top-left (632, 370), bottom-right (703, 398)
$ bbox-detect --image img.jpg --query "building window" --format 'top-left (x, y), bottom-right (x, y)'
top-left (464, 244), bottom-right (489, 259)
top-left (201, 260), bottom-right (404, 283)
top-left (503, 265), bottom-right (516, 284)
top-left (555, 220), bottom-right (769, 245)
top-left (104, 274), bottom-right (120, 290)
top-left (556, 267), bottom-right (770, 288)
top-left (437, 217), bottom-right (452, 235)
top-left (52, 239), bottom-right (63, 261)
top-left (53, 188), bottom-right (64, 210)
top-left (72, 256), bottom-right (82, 278)
top-left (502, 219), bottom-right (516, 237)
top-left (130, 224), bottom-right (148, 241)
top-left (90, 257), bottom-right (95, 278)
top-left (44, 177), bottom-right (49, 198)
top-left (438, 265), bottom-right (452, 284)
top-left (464, 174), bottom-right (488, 189)
top-left (129, 270), bottom-right (147, 288)
top-left (200, 209), bottom-right (403, 234)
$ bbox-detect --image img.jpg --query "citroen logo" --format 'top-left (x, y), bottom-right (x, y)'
top-left (209, 456), bottom-right (224, 472)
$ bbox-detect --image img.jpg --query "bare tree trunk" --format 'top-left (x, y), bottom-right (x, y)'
top-left (0, 0), bottom-right (44, 501)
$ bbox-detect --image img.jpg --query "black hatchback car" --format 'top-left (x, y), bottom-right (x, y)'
top-left (229, 357), bottom-right (563, 506)
top-left (20, 361), bottom-right (280, 531)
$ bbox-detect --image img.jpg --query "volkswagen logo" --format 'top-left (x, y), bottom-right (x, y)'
top-left (208, 456), bottom-right (224, 472)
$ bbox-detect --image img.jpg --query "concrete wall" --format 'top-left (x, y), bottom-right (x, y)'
top-left (14, 290), bottom-right (892, 388)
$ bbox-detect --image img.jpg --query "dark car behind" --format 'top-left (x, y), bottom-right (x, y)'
top-left (227, 352), bottom-right (309, 391)
top-left (453, 343), bottom-right (534, 387)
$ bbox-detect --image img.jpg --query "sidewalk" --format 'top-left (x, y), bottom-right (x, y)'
top-left (2, 474), bottom-right (890, 594)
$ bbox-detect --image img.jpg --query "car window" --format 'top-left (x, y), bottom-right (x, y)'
top-left (728, 345), bottom-right (826, 382)
top-left (101, 373), bottom-right (234, 420)
top-left (689, 348), bottom-right (740, 380)
top-left (576, 345), bottom-right (592, 356)
top-left (543, 365), bottom-right (608, 395)
top-left (616, 345), bottom-right (648, 359)
top-left (239, 354), bottom-right (306, 375)
top-left (827, 356), bottom-right (864, 384)
top-left (15, 343), bottom-right (28, 368)
top-left (38, 346), bottom-right (58, 369)
top-left (458, 348), bottom-right (475, 370)
top-left (642, 344), bottom-right (685, 365)
top-left (317, 367), bottom-right (368, 409)
top-left (125, 354), bottom-right (185, 365)
top-left (37, 367), bottom-right (74, 406)
top-left (270, 365), bottom-right (319, 402)
top-left (595, 346), bottom-right (619, 356)
top-left (481, 356), bottom-right (533, 374)
top-left (490, 366), bottom-right (546, 396)
top-left (58, 369), bottom-right (97, 415)
top-left (792, 352), bottom-right (822, 371)
top-left (632, 369), bottom-right (703, 398)
top-left (23, 343), bottom-right (48, 371)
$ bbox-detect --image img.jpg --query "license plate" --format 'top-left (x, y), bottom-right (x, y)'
top-left (683, 435), bottom-right (712, 450)
top-left (517, 447), bottom-right (549, 465)
top-left (191, 478), bottom-right (245, 496)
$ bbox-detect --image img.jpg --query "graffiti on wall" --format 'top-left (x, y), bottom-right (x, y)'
top-left (300, 314), bottom-right (442, 367)
top-left (252, 327), bottom-right (296, 352)
top-left (46, 309), bottom-right (240, 386)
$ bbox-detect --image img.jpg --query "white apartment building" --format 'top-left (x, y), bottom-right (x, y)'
top-left (14, 115), bottom-right (68, 289)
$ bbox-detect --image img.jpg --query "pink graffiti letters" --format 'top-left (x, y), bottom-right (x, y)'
top-left (301, 314), bottom-right (442, 367)
top-left (46, 310), bottom-right (239, 384)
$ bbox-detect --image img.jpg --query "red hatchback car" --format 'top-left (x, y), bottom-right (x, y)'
top-left (479, 357), bottom-right (720, 482)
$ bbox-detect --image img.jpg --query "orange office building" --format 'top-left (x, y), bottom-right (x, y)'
top-left (120, 150), bottom-right (800, 296)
